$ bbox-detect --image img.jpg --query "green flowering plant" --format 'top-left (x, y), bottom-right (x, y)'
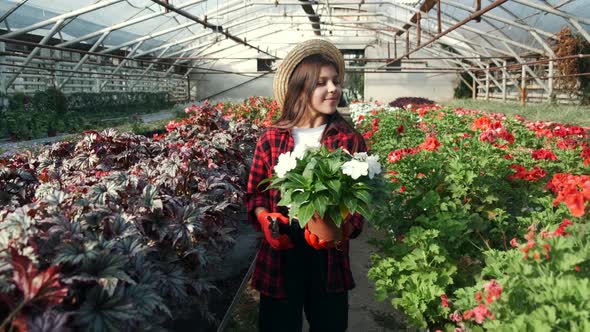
top-left (260, 146), bottom-right (387, 228)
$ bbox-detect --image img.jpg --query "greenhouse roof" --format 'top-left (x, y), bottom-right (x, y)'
top-left (1, 0), bottom-right (589, 79)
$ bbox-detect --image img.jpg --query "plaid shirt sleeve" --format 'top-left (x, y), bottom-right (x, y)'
top-left (244, 130), bottom-right (272, 231)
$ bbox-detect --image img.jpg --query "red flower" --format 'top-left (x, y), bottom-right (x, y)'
top-left (472, 116), bottom-right (492, 130)
top-left (557, 138), bottom-right (578, 150)
top-left (510, 237), bottom-right (519, 248)
top-left (484, 280), bottom-right (502, 304)
top-left (532, 148), bottom-right (558, 161)
top-left (441, 294), bottom-right (449, 308)
top-left (508, 165), bottom-right (546, 181)
top-left (554, 218), bottom-right (574, 236)
top-left (475, 290), bottom-right (483, 304)
top-left (421, 136), bottom-right (441, 152)
top-left (396, 124), bottom-right (405, 134)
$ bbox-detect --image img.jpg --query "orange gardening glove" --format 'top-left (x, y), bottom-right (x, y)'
top-left (304, 221), bottom-right (351, 250)
top-left (257, 211), bottom-right (294, 250)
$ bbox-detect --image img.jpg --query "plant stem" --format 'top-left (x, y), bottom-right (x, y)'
top-left (0, 299), bottom-right (27, 331)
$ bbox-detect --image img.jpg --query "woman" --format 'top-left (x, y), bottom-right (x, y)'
top-left (245, 39), bottom-right (367, 332)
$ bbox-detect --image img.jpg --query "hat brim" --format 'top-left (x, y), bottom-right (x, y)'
top-left (273, 39), bottom-right (345, 109)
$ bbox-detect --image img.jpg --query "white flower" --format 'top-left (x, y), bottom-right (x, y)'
top-left (274, 152), bottom-right (297, 178)
top-left (353, 152), bottom-right (368, 161)
top-left (366, 155), bottom-right (382, 179)
top-left (292, 141), bottom-right (320, 160)
top-left (341, 159), bottom-right (369, 180)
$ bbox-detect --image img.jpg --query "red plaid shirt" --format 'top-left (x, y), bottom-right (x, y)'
top-left (245, 116), bottom-right (367, 299)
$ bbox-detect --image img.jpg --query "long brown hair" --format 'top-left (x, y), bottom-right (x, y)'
top-left (272, 53), bottom-right (363, 150)
top-left (273, 54), bottom-right (338, 127)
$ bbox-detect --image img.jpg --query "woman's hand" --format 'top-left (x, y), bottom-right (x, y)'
top-left (304, 218), bottom-right (352, 250)
top-left (256, 210), bottom-right (294, 250)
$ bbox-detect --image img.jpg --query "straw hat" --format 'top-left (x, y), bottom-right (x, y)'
top-left (273, 39), bottom-right (345, 108)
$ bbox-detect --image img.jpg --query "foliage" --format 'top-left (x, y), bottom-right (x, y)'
top-left (448, 216), bottom-right (590, 332)
top-left (441, 99), bottom-right (590, 128)
top-left (67, 91), bottom-right (172, 116)
top-left (0, 90), bottom-right (172, 141)
top-left (216, 96), bottom-right (279, 127)
top-left (349, 101), bottom-right (401, 126)
top-left (355, 102), bottom-right (590, 328)
top-left (0, 100), bottom-right (263, 331)
top-left (388, 97), bottom-right (435, 109)
top-left (261, 146), bottom-right (387, 228)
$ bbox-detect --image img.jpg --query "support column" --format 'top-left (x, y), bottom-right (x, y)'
top-left (472, 76), bottom-right (477, 100)
top-left (187, 76), bottom-right (191, 101)
top-left (521, 65), bottom-right (527, 107)
top-left (548, 58), bottom-right (554, 102)
top-left (485, 64), bottom-right (490, 101)
top-left (502, 60), bottom-right (507, 102)
top-left (0, 41), bottom-right (6, 95)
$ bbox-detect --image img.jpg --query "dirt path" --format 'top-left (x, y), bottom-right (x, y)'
top-left (342, 223), bottom-right (416, 332)
top-left (226, 222), bottom-right (416, 332)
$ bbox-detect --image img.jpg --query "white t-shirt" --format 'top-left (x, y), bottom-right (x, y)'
top-left (292, 124), bottom-right (326, 157)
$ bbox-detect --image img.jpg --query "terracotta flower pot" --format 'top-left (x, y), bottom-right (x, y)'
top-left (306, 212), bottom-right (343, 242)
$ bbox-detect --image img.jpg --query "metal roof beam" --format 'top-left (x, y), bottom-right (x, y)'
top-left (0, 0), bottom-right (30, 25)
top-left (150, 0), bottom-right (277, 58)
top-left (503, 41), bottom-right (549, 93)
top-left (98, 40), bottom-right (145, 91)
top-left (386, 1), bottom-right (545, 55)
top-left (98, 21), bottom-right (198, 55)
top-left (5, 19), bottom-right (66, 89)
top-left (441, 0), bottom-right (556, 40)
top-left (56, 0), bottom-right (206, 48)
top-left (131, 15), bottom-right (262, 59)
top-left (1, 0), bottom-right (125, 39)
top-left (58, 31), bottom-right (110, 89)
top-left (510, 0), bottom-right (590, 25)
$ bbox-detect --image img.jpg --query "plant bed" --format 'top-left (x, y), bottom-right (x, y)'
top-left (166, 211), bottom-right (259, 332)
top-left (0, 101), bottom-right (263, 331)
top-left (353, 101), bottom-right (590, 330)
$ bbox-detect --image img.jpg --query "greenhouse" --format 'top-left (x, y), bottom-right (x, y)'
top-left (1, 0), bottom-right (590, 331)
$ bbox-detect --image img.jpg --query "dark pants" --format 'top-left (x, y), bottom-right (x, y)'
top-left (258, 227), bottom-right (349, 332)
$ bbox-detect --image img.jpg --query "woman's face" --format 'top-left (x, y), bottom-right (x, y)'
top-left (307, 64), bottom-right (341, 117)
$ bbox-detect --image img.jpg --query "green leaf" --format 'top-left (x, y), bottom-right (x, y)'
top-left (297, 202), bottom-right (316, 228)
top-left (74, 286), bottom-right (137, 332)
top-left (312, 194), bottom-right (330, 218)
top-left (343, 193), bottom-right (358, 214)
top-left (326, 179), bottom-right (342, 195)
top-left (285, 172), bottom-right (309, 189)
top-left (353, 190), bottom-right (371, 205)
top-left (302, 158), bottom-right (318, 181)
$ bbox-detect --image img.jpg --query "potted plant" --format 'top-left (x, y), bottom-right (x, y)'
top-left (261, 146), bottom-right (386, 240)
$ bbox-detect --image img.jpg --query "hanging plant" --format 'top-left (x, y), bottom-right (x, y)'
top-left (553, 27), bottom-right (582, 96)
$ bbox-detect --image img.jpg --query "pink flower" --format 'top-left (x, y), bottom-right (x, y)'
top-left (450, 310), bottom-right (463, 322)
top-left (472, 304), bottom-right (494, 324)
top-left (483, 280), bottom-right (502, 303)
top-left (510, 237), bottom-right (519, 248)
